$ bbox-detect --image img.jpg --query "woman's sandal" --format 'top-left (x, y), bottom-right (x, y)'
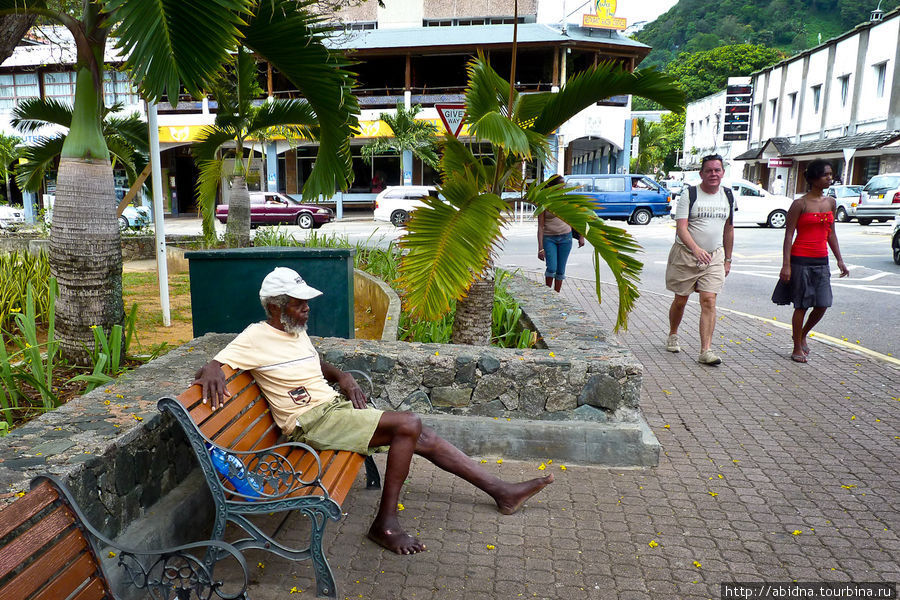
top-left (791, 353), bottom-right (808, 363)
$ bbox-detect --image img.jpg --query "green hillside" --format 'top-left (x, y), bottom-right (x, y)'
top-left (635, 0), bottom-right (900, 69)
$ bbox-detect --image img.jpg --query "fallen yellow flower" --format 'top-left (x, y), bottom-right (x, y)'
top-left (693, 561), bottom-right (702, 568)
top-left (560, 465), bottom-right (567, 471)
top-left (538, 463), bottom-right (546, 470)
top-left (397, 503), bottom-right (405, 511)
top-left (496, 459), bottom-right (503, 464)
top-left (648, 540), bottom-right (659, 548)
top-left (663, 424), bottom-right (670, 429)
top-left (708, 492), bottom-right (718, 497)
top-left (486, 544), bottom-right (495, 550)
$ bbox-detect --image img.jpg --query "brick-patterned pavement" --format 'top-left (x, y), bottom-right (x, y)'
top-left (237, 274), bottom-right (900, 600)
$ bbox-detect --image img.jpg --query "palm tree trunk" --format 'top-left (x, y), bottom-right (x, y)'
top-left (450, 271), bottom-right (494, 345)
top-left (51, 158), bottom-right (123, 364)
top-left (225, 176), bottom-right (252, 247)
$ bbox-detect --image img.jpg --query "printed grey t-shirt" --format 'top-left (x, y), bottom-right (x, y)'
top-left (674, 186), bottom-right (730, 253)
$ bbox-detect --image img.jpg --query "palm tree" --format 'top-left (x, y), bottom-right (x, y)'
top-left (361, 103), bottom-right (440, 185)
top-left (11, 98), bottom-right (148, 195)
top-left (398, 54), bottom-right (684, 345)
top-left (193, 47), bottom-right (319, 246)
top-left (631, 117), bottom-right (666, 175)
top-left (0, 0), bottom-right (358, 363)
top-left (0, 132), bottom-right (20, 204)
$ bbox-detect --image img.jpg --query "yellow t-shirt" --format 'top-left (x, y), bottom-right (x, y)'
top-left (214, 322), bottom-right (338, 434)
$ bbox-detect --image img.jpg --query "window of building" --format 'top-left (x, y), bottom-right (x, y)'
top-left (811, 84), bottom-right (822, 114)
top-left (838, 74), bottom-right (850, 106)
top-left (789, 92), bottom-right (797, 118)
top-left (754, 103), bottom-right (762, 128)
top-left (423, 16), bottom-right (528, 26)
top-left (0, 72), bottom-right (39, 110)
top-left (875, 62), bottom-right (887, 98)
top-left (43, 71), bottom-right (77, 105)
top-left (103, 70), bottom-right (139, 108)
top-left (769, 98), bottom-right (777, 123)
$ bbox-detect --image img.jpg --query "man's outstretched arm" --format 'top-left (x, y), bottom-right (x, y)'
top-left (320, 360), bottom-right (368, 409)
top-left (193, 360), bottom-right (231, 410)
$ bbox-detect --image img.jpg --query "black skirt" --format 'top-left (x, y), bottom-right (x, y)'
top-left (772, 256), bottom-right (832, 309)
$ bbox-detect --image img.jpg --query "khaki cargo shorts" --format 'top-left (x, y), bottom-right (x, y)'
top-left (665, 243), bottom-right (726, 296)
top-left (289, 398), bottom-right (386, 455)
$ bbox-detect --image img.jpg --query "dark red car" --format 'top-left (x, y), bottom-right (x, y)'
top-left (215, 192), bottom-right (334, 229)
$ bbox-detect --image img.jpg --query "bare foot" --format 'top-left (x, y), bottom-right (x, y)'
top-left (495, 475), bottom-right (554, 515)
top-left (800, 342), bottom-right (810, 355)
top-left (367, 523), bottom-right (427, 555)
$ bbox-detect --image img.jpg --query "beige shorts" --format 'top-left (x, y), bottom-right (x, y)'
top-left (665, 243), bottom-right (726, 296)
top-left (289, 398), bottom-right (386, 455)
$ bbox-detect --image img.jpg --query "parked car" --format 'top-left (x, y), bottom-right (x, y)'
top-left (826, 185), bottom-right (864, 222)
top-left (373, 186), bottom-right (437, 227)
top-left (672, 179), bottom-right (793, 228)
top-left (892, 215), bottom-right (900, 265)
top-left (215, 192), bottom-right (333, 229)
top-left (726, 179), bottom-right (793, 228)
top-left (0, 204), bottom-right (25, 230)
top-left (562, 174), bottom-right (673, 225)
top-left (855, 173), bottom-right (900, 225)
top-left (119, 204), bottom-right (151, 231)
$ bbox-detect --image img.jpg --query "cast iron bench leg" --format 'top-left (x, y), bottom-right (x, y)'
top-left (364, 455), bottom-right (381, 489)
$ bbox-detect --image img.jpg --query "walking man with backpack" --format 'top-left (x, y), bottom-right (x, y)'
top-left (665, 154), bottom-right (734, 365)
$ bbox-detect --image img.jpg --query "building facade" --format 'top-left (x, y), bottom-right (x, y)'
top-left (1, 0), bottom-right (650, 215)
top-left (735, 7), bottom-right (900, 195)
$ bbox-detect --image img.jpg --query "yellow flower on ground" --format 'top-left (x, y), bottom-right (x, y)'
top-left (708, 492), bottom-right (718, 497)
top-left (480, 459), bottom-right (487, 463)
top-left (648, 540), bottom-right (659, 548)
top-left (109, 551), bottom-right (117, 558)
top-left (486, 544), bottom-right (495, 550)
top-left (693, 561), bottom-right (702, 568)
top-left (434, 351), bottom-right (439, 356)
top-left (496, 459), bottom-right (503, 464)
top-left (662, 390), bottom-right (672, 395)
top-left (718, 474), bottom-right (724, 479)
top-left (548, 351), bottom-right (555, 357)
top-left (792, 530), bottom-right (802, 535)
top-left (850, 415), bottom-right (856, 420)
top-left (538, 463), bottom-right (546, 470)
top-left (663, 424), bottom-right (670, 429)
top-left (397, 503), bottom-right (405, 511)
top-left (290, 587), bottom-right (300, 594)
top-left (560, 465), bottom-right (567, 471)
top-left (841, 484), bottom-right (856, 489)
top-left (257, 562), bottom-right (265, 569)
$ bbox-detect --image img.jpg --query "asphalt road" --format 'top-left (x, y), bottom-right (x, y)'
top-left (168, 214), bottom-right (900, 357)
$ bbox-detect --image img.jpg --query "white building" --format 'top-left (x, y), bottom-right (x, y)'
top-left (680, 84), bottom-right (750, 180)
top-left (735, 6), bottom-right (900, 194)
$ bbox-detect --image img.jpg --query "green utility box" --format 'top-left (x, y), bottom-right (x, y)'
top-left (185, 247), bottom-right (355, 338)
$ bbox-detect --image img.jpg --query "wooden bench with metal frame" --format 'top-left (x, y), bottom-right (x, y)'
top-left (158, 366), bottom-right (381, 599)
top-left (0, 474), bottom-right (249, 600)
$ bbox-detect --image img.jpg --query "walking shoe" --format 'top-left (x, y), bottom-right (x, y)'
top-left (698, 350), bottom-right (722, 365)
top-left (666, 334), bottom-right (680, 353)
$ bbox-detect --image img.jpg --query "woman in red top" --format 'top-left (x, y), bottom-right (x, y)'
top-left (773, 159), bottom-right (849, 363)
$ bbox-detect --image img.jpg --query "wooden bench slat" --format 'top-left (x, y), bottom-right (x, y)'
top-left (232, 416), bottom-right (280, 453)
top-left (2, 529), bottom-right (90, 599)
top-left (0, 481), bottom-right (57, 539)
top-left (31, 552), bottom-right (106, 600)
top-left (320, 452), bottom-right (367, 506)
top-left (195, 385), bottom-right (265, 443)
top-left (0, 506), bottom-right (76, 581)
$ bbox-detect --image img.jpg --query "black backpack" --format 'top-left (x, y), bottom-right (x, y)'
top-left (687, 185), bottom-right (734, 221)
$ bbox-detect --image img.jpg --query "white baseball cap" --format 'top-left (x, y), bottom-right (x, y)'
top-left (259, 267), bottom-right (322, 300)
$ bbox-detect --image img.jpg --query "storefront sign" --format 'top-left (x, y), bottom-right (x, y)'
top-left (582, 0), bottom-right (627, 30)
top-left (768, 158), bottom-right (793, 167)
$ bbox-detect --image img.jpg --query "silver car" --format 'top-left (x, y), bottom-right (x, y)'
top-left (856, 173), bottom-right (900, 225)
top-left (0, 204), bottom-right (25, 230)
top-left (825, 185), bottom-right (863, 222)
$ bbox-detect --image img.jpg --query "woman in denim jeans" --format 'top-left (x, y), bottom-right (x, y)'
top-left (537, 176), bottom-right (584, 292)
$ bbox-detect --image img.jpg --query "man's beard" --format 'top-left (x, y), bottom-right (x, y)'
top-left (280, 312), bottom-right (307, 335)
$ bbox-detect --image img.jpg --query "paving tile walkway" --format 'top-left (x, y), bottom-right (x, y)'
top-left (238, 273), bottom-right (900, 600)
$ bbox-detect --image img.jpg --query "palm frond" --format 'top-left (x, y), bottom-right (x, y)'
top-left (11, 97), bottom-right (73, 132)
top-left (103, 112), bottom-right (149, 153)
top-left (438, 134), bottom-right (487, 187)
top-left (106, 0), bottom-right (251, 102)
top-left (105, 136), bottom-right (137, 180)
top-left (242, 0), bottom-right (358, 200)
top-left (527, 180), bottom-right (643, 330)
top-left (15, 136), bottom-right (64, 192)
top-left (192, 125), bottom-right (241, 161)
top-left (398, 174), bottom-right (508, 320)
top-left (464, 54), bottom-right (512, 123)
top-left (235, 46), bottom-right (259, 117)
top-left (195, 158), bottom-right (225, 242)
top-left (247, 99), bottom-right (318, 140)
top-left (532, 63), bottom-right (685, 135)
top-left (468, 111), bottom-right (531, 158)
top-left (513, 91), bottom-right (553, 127)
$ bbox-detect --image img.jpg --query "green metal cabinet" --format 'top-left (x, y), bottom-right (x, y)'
top-left (185, 247), bottom-right (355, 338)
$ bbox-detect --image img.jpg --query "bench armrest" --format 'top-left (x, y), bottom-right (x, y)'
top-left (31, 475), bottom-right (250, 600)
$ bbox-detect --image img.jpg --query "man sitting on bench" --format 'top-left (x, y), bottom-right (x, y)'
top-left (194, 266), bottom-right (553, 555)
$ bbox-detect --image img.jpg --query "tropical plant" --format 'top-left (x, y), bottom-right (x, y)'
top-left (631, 118), bottom-right (666, 175)
top-left (11, 98), bottom-right (149, 194)
top-left (0, 132), bottom-right (20, 203)
top-left (397, 52), bottom-right (684, 345)
top-left (193, 47), bottom-right (320, 246)
top-left (360, 103), bottom-right (440, 185)
top-left (0, 0), bottom-right (359, 364)
top-left (0, 250), bottom-right (52, 334)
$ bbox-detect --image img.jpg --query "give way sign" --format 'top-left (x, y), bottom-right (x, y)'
top-left (435, 104), bottom-right (466, 137)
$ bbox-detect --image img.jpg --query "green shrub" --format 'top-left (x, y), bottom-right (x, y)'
top-left (0, 250), bottom-right (51, 333)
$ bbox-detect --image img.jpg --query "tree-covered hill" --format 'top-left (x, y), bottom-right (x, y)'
top-left (636, 0), bottom-right (900, 69)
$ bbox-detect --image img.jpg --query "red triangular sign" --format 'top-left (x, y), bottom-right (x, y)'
top-left (435, 104), bottom-right (466, 138)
